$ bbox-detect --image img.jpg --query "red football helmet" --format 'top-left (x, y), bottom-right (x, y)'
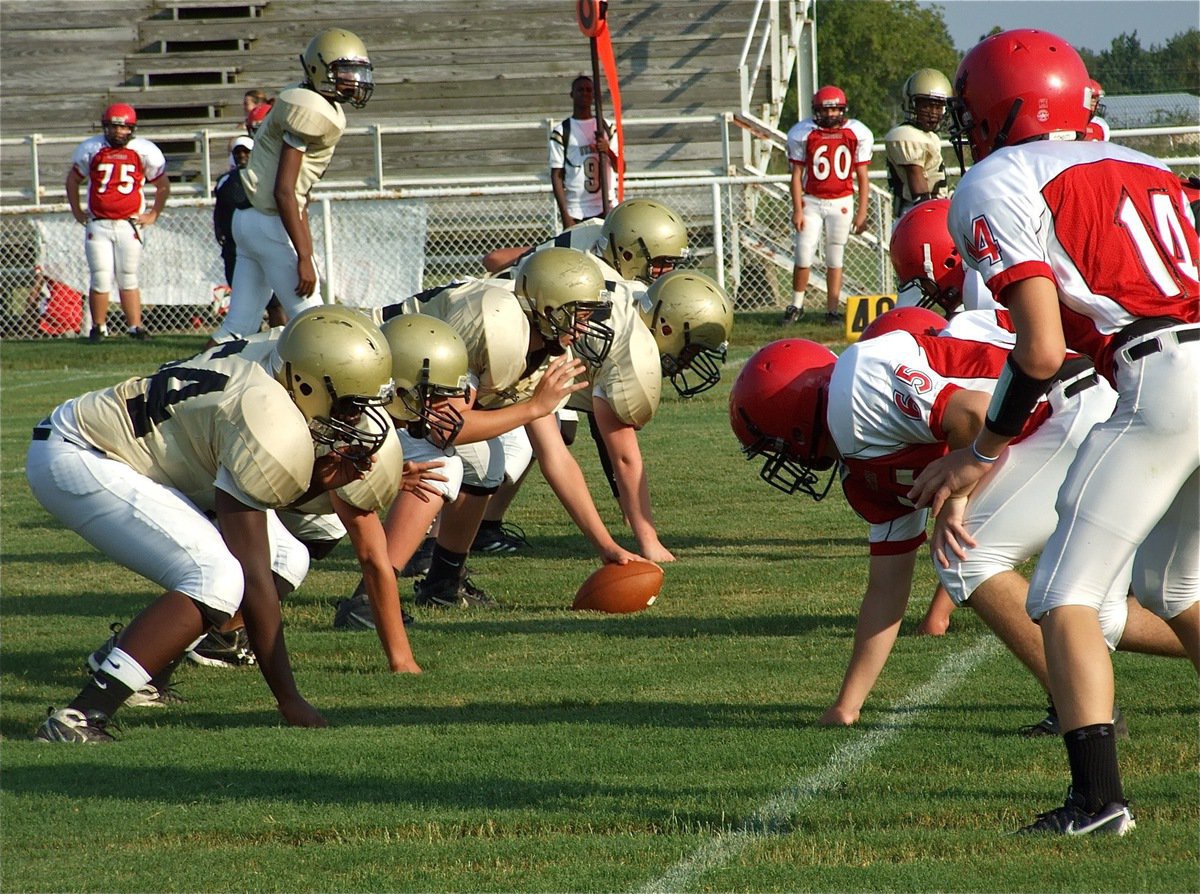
top-left (1087, 78), bottom-right (1106, 117)
top-left (889, 199), bottom-right (964, 313)
top-left (860, 307), bottom-right (947, 341)
top-left (812, 85), bottom-right (848, 129)
top-left (102, 103), bottom-right (137, 147)
top-left (950, 29), bottom-right (1091, 163)
top-left (246, 101), bottom-right (272, 136)
top-left (729, 339), bottom-right (838, 500)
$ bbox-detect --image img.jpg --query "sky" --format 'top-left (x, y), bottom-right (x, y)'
top-left (917, 0), bottom-right (1198, 52)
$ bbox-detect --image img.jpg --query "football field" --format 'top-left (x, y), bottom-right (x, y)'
top-left (1, 326), bottom-right (1196, 892)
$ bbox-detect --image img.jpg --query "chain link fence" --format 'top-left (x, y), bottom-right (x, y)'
top-left (2, 128), bottom-right (1195, 340)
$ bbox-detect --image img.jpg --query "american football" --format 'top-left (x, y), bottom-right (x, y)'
top-left (571, 561), bottom-right (664, 613)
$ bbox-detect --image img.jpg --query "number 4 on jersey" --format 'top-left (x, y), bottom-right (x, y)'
top-left (967, 215), bottom-right (1002, 266)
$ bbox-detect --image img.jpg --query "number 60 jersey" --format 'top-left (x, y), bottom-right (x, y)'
top-left (69, 353), bottom-right (316, 512)
top-left (948, 140), bottom-right (1199, 377)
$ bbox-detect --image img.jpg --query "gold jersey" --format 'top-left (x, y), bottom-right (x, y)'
top-left (192, 329), bottom-right (403, 514)
top-left (241, 84), bottom-right (346, 213)
top-left (73, 354), bottom-right (314, 511)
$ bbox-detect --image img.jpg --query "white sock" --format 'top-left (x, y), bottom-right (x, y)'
top-left (99, 647), bottom-right (153, 691)
top-left (791, 291), bottom-right (805, 309)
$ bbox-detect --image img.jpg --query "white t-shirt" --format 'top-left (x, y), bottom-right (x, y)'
top-left (549, 117), bottom-right (618, 218)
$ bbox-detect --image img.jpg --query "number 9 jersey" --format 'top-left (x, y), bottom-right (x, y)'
top-left (786, 117), bottom-right (874, 199)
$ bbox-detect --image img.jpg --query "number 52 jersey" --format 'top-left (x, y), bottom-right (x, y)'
top-left (69, 354), bottom-right (316, 511)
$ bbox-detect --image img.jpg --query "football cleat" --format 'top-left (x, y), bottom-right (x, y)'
top-left (400, 537), bottom-right (435, 578)
top-left (127, 327), bottom-right (151, 341)
top-left (332, 587), bottom-right (413, 630)
top-left (1019, 704), bottom-right (1128, 740)
top-left (471, 521), bottom-right (530, 555)
top-left (124, 683), bottom-right (186, 708)
top-left (35, 707), bottom-right (117, 744)
top-left (413, 574), bottom-right (497, 609)
top-left (779, 305), bottom-right (803, 326)
top-left (1018, 789), bottom-right (1135, 836)
top-left (186, 627), bottom-right (256, 668)
top-left (824, 311), bottom-right (844, 325)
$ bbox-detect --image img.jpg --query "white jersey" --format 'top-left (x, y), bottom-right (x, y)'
top-left (948, 140), bottom-right (1200, 376)
top-left (884, 122), bottom-right (946, 214)
top-left (549, 117), bottom-right (618, 218)
top-left (241, 84), bottom-right (346, 213)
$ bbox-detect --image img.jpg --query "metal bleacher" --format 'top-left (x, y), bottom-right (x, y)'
top-left (1, 0), bottom-right (769, 204)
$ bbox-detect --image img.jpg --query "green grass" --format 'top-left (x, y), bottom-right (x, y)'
top-left (1, 332), bottom-right (1197, 893)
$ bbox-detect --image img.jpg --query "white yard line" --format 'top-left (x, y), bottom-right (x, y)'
top-left (638, 637), bottom-right (1003, 894)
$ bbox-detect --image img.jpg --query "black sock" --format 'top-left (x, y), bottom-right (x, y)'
top-left (427, 544), bottom-right (468, 585)
top-left (478, 519), bottom-right (502, 535)
top-left (148, 655), bottom-right (182, 690)
top-left (1064, 723), bottom-right (1123, 812)
top-left (70, 672), bottom-right (133, 718)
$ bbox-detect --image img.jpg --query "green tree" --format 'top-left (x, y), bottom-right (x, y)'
top-left (781, 0), bottom-right (959, 136)
top-left (1078, 29), bottom-right (1200, 95)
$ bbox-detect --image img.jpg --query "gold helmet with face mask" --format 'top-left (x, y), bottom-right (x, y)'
top-left (640, 270), bottom-right (734, 397)
top-left (598, 199), bottom-right (689, 283)
top-left (381, 313), bottom-right (470, 449)
top-left (272, 304), bottom-right (393, 461)
top-left (514, 247), bottom-right (614, 365)
top-left (903, 68), bottom-right (953, 132)
top-left (300, 29), bottom-right (374, 109)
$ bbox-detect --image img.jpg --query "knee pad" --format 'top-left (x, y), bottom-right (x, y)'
top-left (457, 437), bottom-right (507, 489)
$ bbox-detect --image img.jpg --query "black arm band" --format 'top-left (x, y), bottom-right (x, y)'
top-left (984, 355), bottom-right (1053, 438)
top-left (912, 192), bottom-right (933, 204)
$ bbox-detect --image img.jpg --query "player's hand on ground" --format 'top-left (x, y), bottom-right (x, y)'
top-left (296, 256), bottom-right (317, 297)
top-left (312, 452), bottom-right (369, 492)
top-left (390, 656), bottom-right (423, 675)
top-left (400, 459), bottom-right (447, 503)
top-left (600, 544), bottom-right (644, 566)
top-left (818, 704), bottom-right (860, 727)
top-left (530, 355), bottom-right (589, 418)
top-left (930, 496), bottom-right (975, 569)
top-left (277, 695), bottom-right (327, 728)
top-left (907, 447), bottom-right (987, 516)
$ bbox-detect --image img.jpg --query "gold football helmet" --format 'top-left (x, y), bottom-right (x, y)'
top-left (640, 270), bottom-right (733, 397)
top-left (514, 247), bottom-right (614, 365)
top-left (598, 199), bottom-right (689, 283)
top-left (300, 29), bottom-right (374, 108)
top-left (382, 313), bottom-right (470, 449)
top-left (272, 305), bottom-right (393, 460)
top-left (903, 68), bottom-right (952, 132)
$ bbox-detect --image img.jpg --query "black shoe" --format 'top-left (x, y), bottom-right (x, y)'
top-left (86, 621), bottom-right (124, 673)
top-left (186, 627), bottom-right (257, 668)
top-left (1019, 704), bottom-right (1128, 740)
top-left (1017, 788), bottom-right (1135, 836)
top-left (86, 326), bottom-right (105, 343)
top-left (35, 707), bottom-right (117, 744)
top-left (824, 311), bottom-right (844, 325)
top-left (127, 327), bottom-right (150, 340)
top-left (472, 521), bottom-right (530, 555)
top-left (414, 574), bottom-right (497, 608)
top-left (333, 587), bottom-right (414, 630)
top-left (779, 305), bottom-right (803, 326)
top-left (399, 537), bottom-right (435, 578)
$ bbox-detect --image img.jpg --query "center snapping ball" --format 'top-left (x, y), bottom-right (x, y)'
top-left (572, 561), bottom-right (664, 614)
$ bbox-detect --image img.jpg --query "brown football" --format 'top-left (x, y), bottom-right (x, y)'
top-left (572, 561), bottom-right (664, 613)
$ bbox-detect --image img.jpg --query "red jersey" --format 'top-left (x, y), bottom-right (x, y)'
top-left (785, 118), bottom-right (874, 199)
top-left (70, 135), bottom-right (166, 220)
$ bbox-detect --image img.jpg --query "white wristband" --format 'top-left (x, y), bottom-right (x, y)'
top-left (970, 441), bottom-right (1000, 464)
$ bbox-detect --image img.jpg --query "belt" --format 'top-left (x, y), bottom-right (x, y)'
top-left (1116, 322), bottom-right (1200, 364)
top-left (32, 423), bottom-right (98, 452)
top-left (1061, 372), bottom-right (1099, 400)
top-left (32, 426), bottom-right (50, 440)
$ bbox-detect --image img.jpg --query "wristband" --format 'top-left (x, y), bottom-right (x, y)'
top-left (970, 441), bottom-right (1000, 464)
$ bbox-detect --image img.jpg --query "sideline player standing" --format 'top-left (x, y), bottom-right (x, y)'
top-left (550, 75), bottom-right (619, 228)
top-left (66, 103), bottom-right (169, 342)
top-left (910, 30), bottom-right (1199, 835)
top-left (209, 29), bottom-right (373, 344)
top-left (884, 69), bottom-right (951, 220)
top-left (781, 86), bottom-right (873, 326)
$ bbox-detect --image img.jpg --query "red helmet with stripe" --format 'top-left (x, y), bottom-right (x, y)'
top-left (102, 103), bottom-right (137, 147)
top-left (812, 85), bottom-right (848, 128)
top-left (889, 199), bottom-right (965, 313)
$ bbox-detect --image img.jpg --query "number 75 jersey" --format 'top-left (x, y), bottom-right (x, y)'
top-left (71, 354), bottom-right (316, 512)
top-left (948, 140), bottom-right (1199, 375)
